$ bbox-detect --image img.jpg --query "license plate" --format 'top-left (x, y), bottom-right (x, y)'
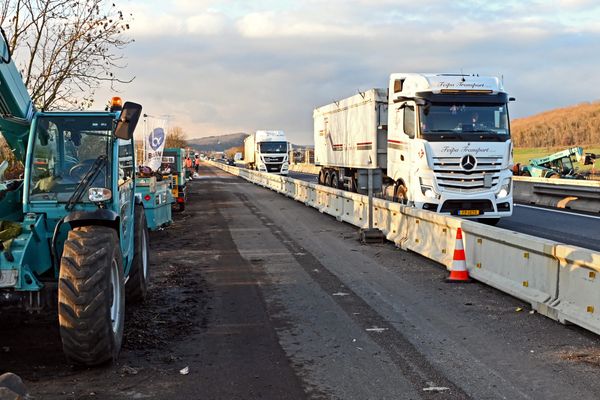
top-left (458, 209), bottom-right (480, 216)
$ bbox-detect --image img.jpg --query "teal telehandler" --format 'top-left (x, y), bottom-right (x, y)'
top-left (0, 28), bottom-right (149, 365)
top-left (514, 147), bottom-right (597, 179)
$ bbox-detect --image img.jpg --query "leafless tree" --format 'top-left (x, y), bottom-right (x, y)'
top-left (0, 0), bottom-right (134, 110)
top-left (166, 126), bottom-right (188, 149)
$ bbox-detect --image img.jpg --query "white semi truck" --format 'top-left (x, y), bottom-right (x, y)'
top-left (244, 130), bottom-right (290, 175)
top-left (314, 73), bottom-right (514, 223)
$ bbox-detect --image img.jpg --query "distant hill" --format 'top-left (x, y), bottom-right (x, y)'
top-left (187, 132), bottom-right (248, 152)
top-left (512, 101), bottom-right (600, 147)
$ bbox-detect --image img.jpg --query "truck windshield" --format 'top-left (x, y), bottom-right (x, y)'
top-left (160, 154), bottom-right (179, 174)
top-left (29, 116), bottom-right (112, 202)
top-left (259, 141), bottom-right (287, 154)
top-left (419, 103), bottom-right (510, 141)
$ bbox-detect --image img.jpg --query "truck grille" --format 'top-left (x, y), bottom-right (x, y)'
top-left (263, 156), bottom-right (284, 163)
top-left (432, 156), bottom-right (504, 192)
top-left (266, 163), bottom-right (282, 172)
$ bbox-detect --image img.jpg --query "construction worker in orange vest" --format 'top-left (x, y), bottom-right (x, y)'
top-left (185, 156), bottom-right (193, 180)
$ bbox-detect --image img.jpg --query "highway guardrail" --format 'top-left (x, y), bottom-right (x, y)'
top-left (289, 163), bottom-right (600, 214)
top-left (513, 176), bottom-right (600, 213)
top-left (211, 162), bottom-right (600, 337)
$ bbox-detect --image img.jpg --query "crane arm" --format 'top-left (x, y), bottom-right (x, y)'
top-left (0, 27), bottom-right (35, 162)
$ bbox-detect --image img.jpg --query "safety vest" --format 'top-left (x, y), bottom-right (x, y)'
top-left (185, 158), bottom-right (192, 168)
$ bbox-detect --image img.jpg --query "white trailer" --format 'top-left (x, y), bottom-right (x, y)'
top-left (244, 130), bottom-right (289, 175)
top-left (314, 73), bottom-right (514, 224)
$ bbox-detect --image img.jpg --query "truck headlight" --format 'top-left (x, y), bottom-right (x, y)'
top-left (89, 187), bottom-right (112, 203)
top-left (496, 178), bottom-right (511, 198)
top-left (419, 177), bottom-right (439, 199)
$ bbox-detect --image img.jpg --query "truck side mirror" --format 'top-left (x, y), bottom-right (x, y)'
top-left (115, 102), bottom-right (142, 140)
top-left (509, 97), bottom-right (516, 102)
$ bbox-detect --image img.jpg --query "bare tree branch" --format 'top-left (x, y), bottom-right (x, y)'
top-left (0, 0), bottom-right (134, 110)
top-left (166, 126), bottom-right (188, 149)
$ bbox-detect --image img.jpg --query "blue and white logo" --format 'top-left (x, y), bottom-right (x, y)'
top-left (149, 127), bottom-right (165, 151)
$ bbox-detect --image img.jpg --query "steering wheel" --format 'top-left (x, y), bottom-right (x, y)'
top-left (69, 159), bottom-right (106, 182)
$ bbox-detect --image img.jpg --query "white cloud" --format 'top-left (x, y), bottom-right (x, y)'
top-left (186, 12), bottom-right (228, 35)
top-left (235, 11), bottom-right (370, 38)
top-left (94, 0), bottom-right (600, 144)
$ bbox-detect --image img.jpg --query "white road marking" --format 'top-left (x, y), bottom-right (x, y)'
top-left (515, 204), bottom-right (600, 220)
top-left (365, 327), bottom-right (388, 332)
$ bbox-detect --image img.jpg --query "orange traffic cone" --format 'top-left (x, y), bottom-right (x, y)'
top-left (446, 228), bottom-right (472, 283)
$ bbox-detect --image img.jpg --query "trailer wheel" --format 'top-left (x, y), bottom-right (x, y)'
top-left (126, 205), bottom-right (150, 303)
top-left (58, 226), bottom-right (125, 366)
top-left (330, 172), bottom-right (340, 189)
top-left (318, 170), bottom-right (326, 185)
top-left (325, 171), bottom-right (332, 187)
top-left (394, 183), bottom-right (408, 204)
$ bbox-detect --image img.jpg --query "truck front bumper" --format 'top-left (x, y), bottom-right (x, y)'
top-left (414, 192), bottom-right (513, 218)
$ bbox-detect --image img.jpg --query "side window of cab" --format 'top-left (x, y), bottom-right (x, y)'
top-left (118, 139), bottom-right (134, 185)
top-left (403, 105), bottom-right (416, 139)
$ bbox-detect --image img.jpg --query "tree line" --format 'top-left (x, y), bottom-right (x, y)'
top-left (511, 101), bottom-right (600, 148)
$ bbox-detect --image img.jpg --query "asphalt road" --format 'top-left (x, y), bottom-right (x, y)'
top-left (204, 164), bottom-right (600, 399)
top-left (288, 171), bottom-right (600, 252)
top-left (9, 163), bottom-right (600, 399)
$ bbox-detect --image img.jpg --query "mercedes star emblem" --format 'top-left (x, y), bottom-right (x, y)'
top-left (461, 154), bottom-right (476, 171)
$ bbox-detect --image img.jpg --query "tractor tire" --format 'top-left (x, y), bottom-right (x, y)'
top-left (126, 205), bottom-right (150, 303)
top-left (58, 226), bottom-right (125, 366)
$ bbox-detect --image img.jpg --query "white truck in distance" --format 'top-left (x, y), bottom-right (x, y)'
top-left (244, 130), bottom-right (290, 175)
top-left (314, 73), bottom-right (514, 224)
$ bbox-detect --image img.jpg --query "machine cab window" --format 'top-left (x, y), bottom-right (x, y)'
top-left (29, 116), bottom-right (112, 202)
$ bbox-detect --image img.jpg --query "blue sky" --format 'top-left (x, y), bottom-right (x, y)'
top-left (96, 0), bottom-right (600, 144)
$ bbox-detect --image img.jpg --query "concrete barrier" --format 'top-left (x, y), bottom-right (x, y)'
top-left (514, 176), bottom-right (600, 213)
top-left (289, 163), bottom-right (321, 175)
top-left (210, 162), bottom-right (600, 337)
top-left (553, 245), bottom-right (600, 335)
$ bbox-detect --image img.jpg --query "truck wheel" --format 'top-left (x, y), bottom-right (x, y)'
top-left (318, 170), bottom-right (326, 185)
top-left (394, 183), bottom-right (408, 204)
top-left (126, 205), bottom-right (150, 303)
top-left (58, 226), bottom-right (125, 366)
top-left (330, 172), bottom-right (339, 189)
top-left (325, 171), bottom-right (332, 187)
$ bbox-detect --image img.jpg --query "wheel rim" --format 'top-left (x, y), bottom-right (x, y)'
top-left (141, 229), bottom-right (148, 280)
top-left (110, 259), bottom-right (122, 334)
